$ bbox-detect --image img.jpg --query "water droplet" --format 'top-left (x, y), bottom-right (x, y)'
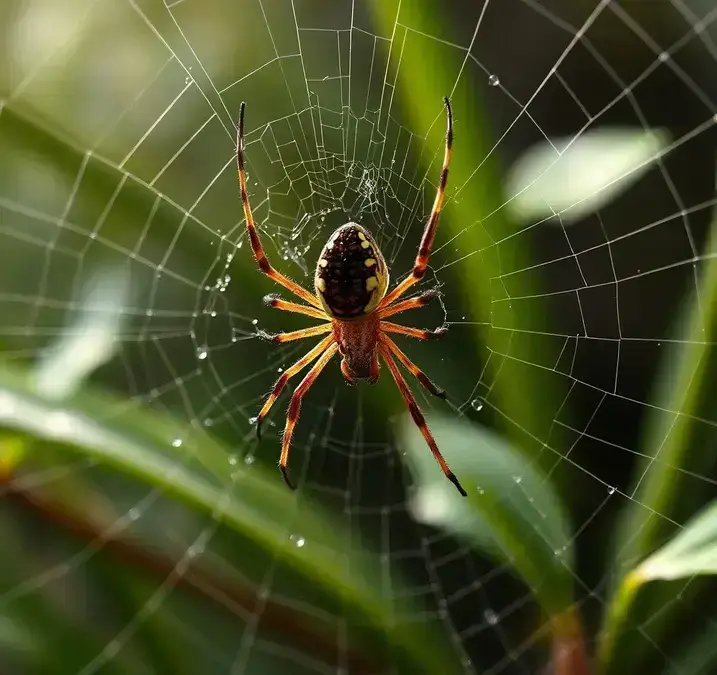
top-left (488, 73), bottom-right (500, 87)
top-left (484, 609), bottom-right (499, 625)
top-left (658, 51), bottom-right (669, 62)
top-left (203, 418), bottom-right (214, 427)
top-left (608, 485), bottom-right (616, 495)
top-left (185, 76), bottom-right (192, 84)
top-left (512, 475), bottom-right (522, 484)
top-left (172, 438), bottom-right (183, 448)
top-left (187, 544), bottom-right (204, 558)
top-left (127, 507), bottom-right (141, 521)
top-left (476, 486), bottom-right (485, 495)
top-left (244, 455), bottom-right (255, 465)
top-left (290, 534), bottom-right (306, 548)
top-left (252, 318), bottom-right (258, 326)
top-left (228, 454), bottom-right (238, 466)
top-left (470, 398), bottom-right (484, 411)
top-left (277, 367), bottom-right (283, 373)
top-left (197, 348), bottom-right (208, 360)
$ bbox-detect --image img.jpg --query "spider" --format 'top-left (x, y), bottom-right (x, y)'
top-left (236, 97), bottom-right (466, 497)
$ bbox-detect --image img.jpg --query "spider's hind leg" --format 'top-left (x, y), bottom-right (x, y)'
top-left (253, 334), bottom-right (333, 440)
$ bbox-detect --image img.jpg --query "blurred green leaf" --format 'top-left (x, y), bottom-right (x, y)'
top-left (599, 201), bottom-right (717, 673)
top-left (369, 0), bottom-right (568, 474)
top-left (636, 499), bottom-right (717, 581)
top-left (601, 500), bottom-right (717, 675)
top-left (0, 509), bottom-right (128, 675)
top-left (505, 127), bottom-right (670, 225)
top-left (663, 623), bottom-right (717, 675)
top-left (398, 413), bottom-right (574, 621)
top-left (0, 360), bottom-right (461, 674)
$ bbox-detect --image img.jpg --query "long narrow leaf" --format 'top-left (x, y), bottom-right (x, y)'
top-left (0, 362), bottom-right (459, 674)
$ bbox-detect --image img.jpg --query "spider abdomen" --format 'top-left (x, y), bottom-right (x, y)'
top-left (314, 223), bottom-right (389, 318)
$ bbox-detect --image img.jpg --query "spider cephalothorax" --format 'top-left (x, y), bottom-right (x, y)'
top-left (236, 97), bottom-right (465, 496)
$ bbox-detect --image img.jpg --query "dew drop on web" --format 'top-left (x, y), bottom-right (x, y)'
top-left (289, 534), bottom-right (306, 548)
top-left (484, 609), bottom-right (499, 625)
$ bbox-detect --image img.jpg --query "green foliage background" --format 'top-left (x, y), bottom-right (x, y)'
top-left (2, 1), bottom-right (717, 674)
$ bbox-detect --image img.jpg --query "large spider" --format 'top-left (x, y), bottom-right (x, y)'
top-left (237, 97), bottom-right (466, 497)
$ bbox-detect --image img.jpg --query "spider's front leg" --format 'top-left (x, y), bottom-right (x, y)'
top-left (237, 103), bottom-right (322, 310)
top-left (379, 96), bottom-right (453, 310)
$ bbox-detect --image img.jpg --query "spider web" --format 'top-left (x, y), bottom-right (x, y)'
top-left (1, 0), bottom-right (717, 673)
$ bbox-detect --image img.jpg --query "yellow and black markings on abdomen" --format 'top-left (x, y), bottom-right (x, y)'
top-left (315, 223), bottom-right (388, 318)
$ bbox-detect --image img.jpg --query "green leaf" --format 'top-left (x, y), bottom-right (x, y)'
top-left (635, 499), bottom-right (717, 582)
top-left (600, 501), bottom-right (717, 675)
top-left (505, 128), bottom-right (670, 225)
top-left (398, 413), bottom-right (574, 621)
top-left (0, 361), bottom-right (460, 674)
top-left (368, 0), bottom-right (569, 472)
top-left (599, 202), bottom-right (717, 673)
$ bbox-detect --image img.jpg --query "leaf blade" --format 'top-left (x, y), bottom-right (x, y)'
top-left (399, 413), bottom-right (574, 620)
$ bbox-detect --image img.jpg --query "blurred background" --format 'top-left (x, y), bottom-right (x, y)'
top-left (1, 0), bottom-right (717, 674)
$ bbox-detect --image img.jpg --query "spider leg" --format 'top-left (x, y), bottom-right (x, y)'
top-left (380, 334), bottom-right (446, 399)
top-left (263, 294), bottom-right (327, 320)
top-left (379, 343), bottom-right (466, 497)
top-left (378, 289), bottom-right (440, 319)
top-left (280, 342), bottom-right (339, 489)
top-left (237, 103), bottom-right (322, 309)
top-left (379, 97), bottom-right (453, 309)
top-left (253, 334), bottom-right (334, 440)
top-left (381, 321), bottom-right (447, 341)
top-left (257, 322), bottom-right (332, 344)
